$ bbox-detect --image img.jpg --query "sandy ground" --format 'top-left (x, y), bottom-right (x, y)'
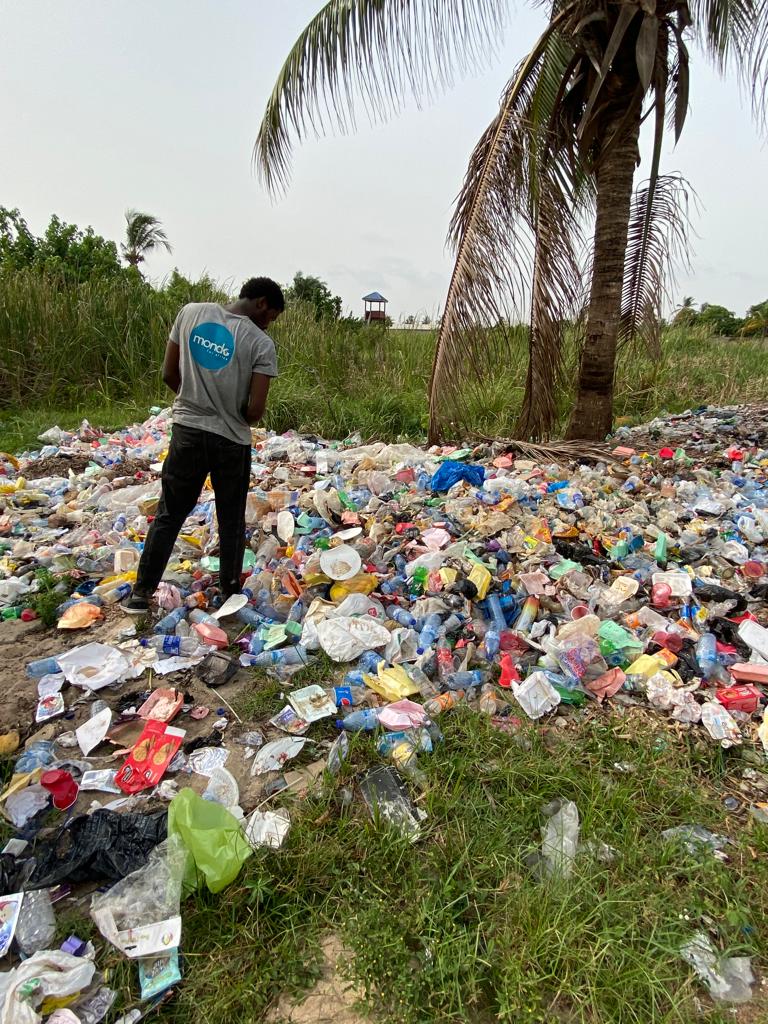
top-left (265, 934), bottom-right (368, 1024)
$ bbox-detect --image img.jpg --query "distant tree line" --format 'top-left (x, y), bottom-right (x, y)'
top-left (672, 296), bottom-right (768, 337)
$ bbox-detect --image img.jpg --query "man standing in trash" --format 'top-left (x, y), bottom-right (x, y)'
top-left (122, 277), bottom-right (285, 615)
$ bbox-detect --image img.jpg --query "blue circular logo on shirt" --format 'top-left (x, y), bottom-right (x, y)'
top-left (189, 321), bottom-right (235, 371)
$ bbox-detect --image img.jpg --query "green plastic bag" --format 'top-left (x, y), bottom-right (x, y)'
top-left (168, 789), bottom-right (252, 894)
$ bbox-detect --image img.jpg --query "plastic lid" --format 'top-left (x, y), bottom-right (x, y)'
top-left (319, 544), bottom-right (362, 581)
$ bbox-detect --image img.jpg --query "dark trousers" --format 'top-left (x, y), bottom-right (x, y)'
top-left (135, 424), bottom-right (251, 599)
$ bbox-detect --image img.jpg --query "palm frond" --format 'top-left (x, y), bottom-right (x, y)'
top-left (691, 0), bottom-right (768, 127)
top-left (619, 173), bottom-right (694, 354)
top-left (123, 209), bottom-right (172, 259)
top-left (429, 16), bottom-right (587, 444)
top-left (254, 0), bottom-right (509, 193)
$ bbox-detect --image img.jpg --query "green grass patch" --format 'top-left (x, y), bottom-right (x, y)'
top-left (80, 710), bottom-right (767, 1024)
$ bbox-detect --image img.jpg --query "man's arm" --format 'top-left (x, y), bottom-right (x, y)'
top-left (243, 373), bottom-right (271, 424)
top-left (162, 341), bottom-right (181, 394)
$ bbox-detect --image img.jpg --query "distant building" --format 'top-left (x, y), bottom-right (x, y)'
top-left (363, 291), bottom-right (388, 323)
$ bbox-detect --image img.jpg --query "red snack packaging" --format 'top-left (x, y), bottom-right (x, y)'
top-left (115, 720), bottom-right (185, 794)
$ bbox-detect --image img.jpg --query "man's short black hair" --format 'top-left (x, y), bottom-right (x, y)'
top-left (239, 277), bottom-right (285, 311)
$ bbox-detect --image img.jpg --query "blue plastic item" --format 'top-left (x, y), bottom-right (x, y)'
top-left (430, 462), bottom-right (486, 492)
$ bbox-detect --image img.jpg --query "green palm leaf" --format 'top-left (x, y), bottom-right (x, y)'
top-left (254, 0), bottom-right (509, 193)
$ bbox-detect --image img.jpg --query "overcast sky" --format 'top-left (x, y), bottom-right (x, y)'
top-left (2, 0), bottom-right (766, 320)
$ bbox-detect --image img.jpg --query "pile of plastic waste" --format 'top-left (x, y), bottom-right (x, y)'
top-left (0, 402), bottom-right (767, 1014)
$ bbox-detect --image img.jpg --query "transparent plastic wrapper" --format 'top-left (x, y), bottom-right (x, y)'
top-left (0, 949), bottom-right (95, 1024)
top-left (540, 800), bottom-right (580, 880)
top-left (700, 701), bottom-right (742, 747)
top-left (91, 837), bottom-right (186, 958)
top-left (168, 789), bottom-right (252, 894)
top-left (15, 888), bottom-right (56, 956)
top-left (680, 932), bottom-right (754, 1003)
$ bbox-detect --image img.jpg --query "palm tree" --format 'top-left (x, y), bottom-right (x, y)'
top-left (121, 209), bottom-right (172, 271)
top-left (255, 1), bottom-right (768, 441)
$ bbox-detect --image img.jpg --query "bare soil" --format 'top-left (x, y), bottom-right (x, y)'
top-left (265, 934), bottom-right (370, 1024)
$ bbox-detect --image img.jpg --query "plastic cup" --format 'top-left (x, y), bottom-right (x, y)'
top-left (742, 560), bottom-right (764, 580)
top-left (571, 604), bottom-right (590, 620)
top-left (40, 769), bottom-right (79, 810)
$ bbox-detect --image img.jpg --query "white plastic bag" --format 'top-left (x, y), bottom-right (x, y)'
top-left (316, 617), bottom-right (391, 662)
top-left (57, 644), bottom-right (136, 691)
top-left (0, 949), bottom-right (95, 1024)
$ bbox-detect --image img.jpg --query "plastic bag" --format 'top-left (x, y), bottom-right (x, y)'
top-left (29, 809), bottom-right (167, 888)
top-left (57, 603), bottom-right (103, 630)
top-left (0, 949), bottom-right (95, 1024)
top-left (540, 799), bottom-right (580, 879)
top-left (430, 462), bottom-right (485, 492)
top-left (513, 672), bottom-right (561, 719)
top-left (316, 616), bottom-right (391, 662)
top-left (90, 837), bottom-right (186, 958)
top-left (680, 932), bottom-right (754, 1003)
top-left (168, 789), bottom-right (252, 894)
top-left (56, 643), bottom-right (136, 691)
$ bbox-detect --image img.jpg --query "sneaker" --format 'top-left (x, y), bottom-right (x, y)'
top-left (120, 592), bottom-right (150, 616)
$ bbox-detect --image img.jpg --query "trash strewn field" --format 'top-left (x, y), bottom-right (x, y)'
top-left (0, 405), bottom-right (767, 1023)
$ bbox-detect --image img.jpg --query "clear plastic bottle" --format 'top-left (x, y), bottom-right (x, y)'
top-left (336, 708), bottom-right (380, 732)
top-left (423, 690), bottom-right (466, 716)
top-left (417, 613), bottom-right (442, 654)
top-left (478, 682), bottom-right (498, 716)
top-left (15, 888), bottom-right (56, 955)
top-left (695, 633), bottom-right (718, 679)
top-left (26, 656), bottom-right (62, 678)
top-left (153, 606), bottom-right (188, 634)
top-left (141, 635), bottom-right (203, 656)
top-left (244, 646), bottom-right (311, 667)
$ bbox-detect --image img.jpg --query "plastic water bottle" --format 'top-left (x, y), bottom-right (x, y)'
top-left (26, 656), bottom-right (62, 678)
top-left (695, 633), bottom-right (718, 679)
top-left (245, 646), bottom-right (311, 668)
top-left (344, 670), bottom-right (368, 686)
top-left (445, 670), bottom-right (485, 691)
top-left (423, 690), bottom-right (466, 716)
top-left (435, 638), bottom-right (455, 682)
top-left (485, 594), bottom-right (508, 633)
top-left (153, 606), bottom-right (188, 634)
top-left (380, 576), bottom-right (406, 595)
top-left (336, 708), bottom-right (380, 732)
top-left (441, 612), bottom-right (465, 634)
top-left (141, 635), bottom-right (203, 656)
top-left (101, 582), bottom-right (132, 605)
top-left (484, 628), bottom-right (501, 659)
top-left (188, 608), bottom-right (220, 627)
top-left (388, 606), bottom-right (418, 629)
top-left (417, 613), bottom-right (442, 655)
top-left (358, 650), bottom-right (385, 673)
top-left (238, 606), bottom-right (272, 627)
top-left (113, 513), bottom-right (127, 533)
top-left (478, 683), bottom-right (498, 716)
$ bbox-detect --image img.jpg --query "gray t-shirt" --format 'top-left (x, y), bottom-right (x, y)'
top-left (169, 302), bottom-right (278, 445)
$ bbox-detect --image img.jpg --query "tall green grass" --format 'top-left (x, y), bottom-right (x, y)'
top-left (1, 269), bottom-right (765, 451)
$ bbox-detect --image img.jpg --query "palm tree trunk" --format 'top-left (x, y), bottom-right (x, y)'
top-left (566, 110), bottom-right (641, 441)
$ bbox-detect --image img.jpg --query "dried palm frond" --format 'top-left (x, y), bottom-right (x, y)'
top-left (486, 436), bottom-right (618, 463)
top-left (254, 0), bottom-right (509, 193)
top-left (619, 173), bottom-right (694, 356)
top-left (428, 14), bottom-right (588, 444)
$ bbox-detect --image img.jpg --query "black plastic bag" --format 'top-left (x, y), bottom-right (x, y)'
top-left (27, 809), bottom-right (167, 889)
